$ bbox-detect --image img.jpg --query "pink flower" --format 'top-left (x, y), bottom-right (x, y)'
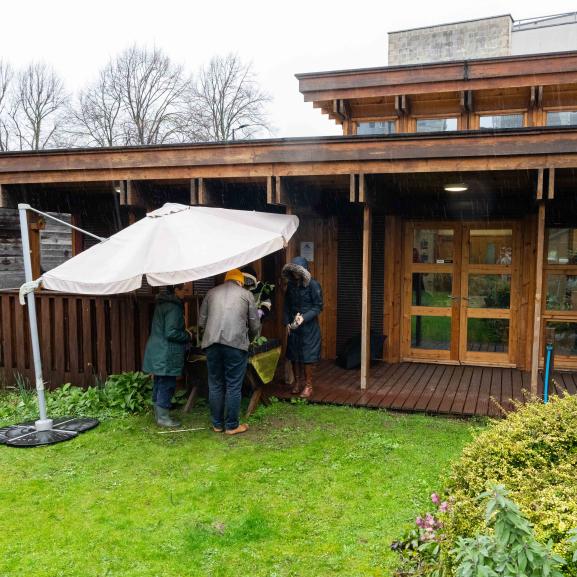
top-left (439, 501), bottom-right (449, 513)
top-left (415, 516), bottom-right (425, 528)
top-left (431, 493), bottom-right (440, 505)
top-left (424, 513), bottom-right (436, 529)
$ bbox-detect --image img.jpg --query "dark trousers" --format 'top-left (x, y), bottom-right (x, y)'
top-left (205, 343), bottom-right (248, 430)
top-left (152, 375), bottom-right (177, 409)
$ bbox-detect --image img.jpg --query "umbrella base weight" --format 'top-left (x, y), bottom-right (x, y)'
top-left (0, 417), bottom-right (99, 448)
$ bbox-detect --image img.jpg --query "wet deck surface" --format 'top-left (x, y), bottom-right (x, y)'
top-left (269, 361), bottom-right (577, 417)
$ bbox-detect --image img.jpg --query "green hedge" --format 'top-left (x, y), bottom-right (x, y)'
top-left (443, 394), bottom-right (577, 575)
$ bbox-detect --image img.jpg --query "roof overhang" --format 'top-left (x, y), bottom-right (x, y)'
top-left (1, 127), bottom-right (577, 184)
top-left (297, 50), bottom-right (577, 101)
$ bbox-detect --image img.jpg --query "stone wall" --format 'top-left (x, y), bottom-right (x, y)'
top-left (388, 15), bottom-right (512, 66)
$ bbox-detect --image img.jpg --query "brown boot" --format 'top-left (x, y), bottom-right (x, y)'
top-left (300, 364), bottom-right (314, 399)
top-left (291, 362), bottom-right (303, 395)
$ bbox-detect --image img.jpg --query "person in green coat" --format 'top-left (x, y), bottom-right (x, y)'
top-left (143, 285), bottom-right (191, 427)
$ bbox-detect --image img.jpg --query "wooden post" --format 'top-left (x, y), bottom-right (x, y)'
top-left (266, 176), bottom-right (275, 205)
top-left (361, 204), bottom-right (372, 389)
top-left (190, 179), bottom-right (199, 205)
top-left (530, 202), bottom-right (546, 396)
top-left (198, 178), bottom-right (206, 205)
top-left (548, 168), bottom-right (555, 200)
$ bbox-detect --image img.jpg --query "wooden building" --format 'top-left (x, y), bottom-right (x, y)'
top-left (2, 50), bottom-right (577, 415)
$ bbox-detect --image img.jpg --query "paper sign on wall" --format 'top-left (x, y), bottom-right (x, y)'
top-left (300, 241), bottom-right (314, 262)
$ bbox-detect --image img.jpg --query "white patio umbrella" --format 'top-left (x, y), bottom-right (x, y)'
top-left (42, 203), bottom-right (299, 294)
top-left (1, 202), bottom-right (298, 447)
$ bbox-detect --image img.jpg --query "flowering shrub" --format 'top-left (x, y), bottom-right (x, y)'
top-left (393, 394), bottom-right (577, 576)
top-left (453, 485), bottom-right (566, 577)
top-left (391, 493), bottom-right (451, 576)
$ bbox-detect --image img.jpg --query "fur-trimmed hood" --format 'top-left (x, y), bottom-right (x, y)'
top-left (282, 257), bottom-right (311, 287)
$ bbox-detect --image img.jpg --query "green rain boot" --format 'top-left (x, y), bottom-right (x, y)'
top-left (155, 406), bottom-right (181, 428)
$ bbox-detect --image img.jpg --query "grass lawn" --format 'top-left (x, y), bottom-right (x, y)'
top-left (0, 401), bottom-right (479, 577)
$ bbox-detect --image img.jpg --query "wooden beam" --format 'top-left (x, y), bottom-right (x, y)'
top-left (536, 168), bottom-right (544, 200)
top-left (266, 176), bottom-right (275, 205)
top-left (116, 180), bottom-right (128, 205)
top-left (530, 202), bottom-right (546, 396)
top-left (190, 179), bottom-right (199, 205)
top-left (548, 167), bottom-right (555, 200)
top-left (360, 204), bottom-right (372, 389)
top-left (349, 174), bottom-right (357, 202)
top-left (276, 176), bottom-right (289, 205)
top-left (197, 177), bottom-right (206, 205)
top-left (460, 90), bottom-right (473, 112)
top-left (358, 173), bottom-right (366, 203)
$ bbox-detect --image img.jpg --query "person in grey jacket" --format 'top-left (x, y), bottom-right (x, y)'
top-left (199, 268), bottom-right (260, 435)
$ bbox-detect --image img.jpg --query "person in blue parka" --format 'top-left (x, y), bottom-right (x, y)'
top-left (282, 256), bottom-right (323, 398)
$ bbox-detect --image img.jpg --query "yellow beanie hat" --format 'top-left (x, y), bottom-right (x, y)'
top-left (225, 269), bottom-right (244, 284)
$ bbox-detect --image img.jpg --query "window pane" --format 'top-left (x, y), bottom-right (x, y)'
top-left (547, 229), bottom-right (577, 264)
top-left (357, 121), bottom-right (396, 135)
top-left (468, 274), bottom-right (511, 308)
top-left (546, 274), bottom-right (577, 311)
top-left (411, 315), bottom-right (451, 350)
top-left (546, 111), bottom-right (577, 127)
top-left (469, 229), bottom-right (513, 265)
top-left (467, 319), bottom-right (509, 352)
top-left (416, 118), bottom-right (458, 132)
top-left (546, 322), bottom-right (577, 356)
top-left (479, 114), bottom-right (524, 129)
top-left (412, 273), bottom-right (452, 306)
top-left (413, 229), bottom-right (454, 264)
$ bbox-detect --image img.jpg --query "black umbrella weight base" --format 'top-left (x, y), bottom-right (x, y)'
top-left (0, 417), bottom-right (100, 448)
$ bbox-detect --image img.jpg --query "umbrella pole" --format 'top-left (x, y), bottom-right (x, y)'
top-left (18, 205), bottom-right (51, 430)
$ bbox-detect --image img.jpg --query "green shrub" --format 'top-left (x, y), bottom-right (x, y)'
top-left (0, 372), bottom-right (152, 424)
top-left (443, 394), bottom-right (577, 575)
top-left (453, 485), bottom-right (566, 577)
top-left (392, 394), bottom-right (577, 576)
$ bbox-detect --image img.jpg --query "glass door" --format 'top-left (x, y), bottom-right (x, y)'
top-left (459, 225), bottom-right (518, 365)
top-left (402, 222), bottom-right (519, 365)
top-left (403, 224), bottom-right (462, 361)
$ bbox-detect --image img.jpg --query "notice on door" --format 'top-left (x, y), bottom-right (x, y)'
top-left (300, 241), bottom-right (314, 262)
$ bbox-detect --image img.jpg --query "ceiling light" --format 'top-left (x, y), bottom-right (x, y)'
top-left (444, 183), bottom-right (468, 192)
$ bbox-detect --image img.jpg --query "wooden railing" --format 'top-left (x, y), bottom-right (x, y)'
top-left (0, 291), bottom-right (201, 388)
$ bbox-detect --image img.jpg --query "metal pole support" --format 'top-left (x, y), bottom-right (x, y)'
top-left (18, 203), bottom-right (52, 428)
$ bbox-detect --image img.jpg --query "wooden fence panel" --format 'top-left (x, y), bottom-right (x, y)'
top-left (0, 291), bottom-right (168, 388)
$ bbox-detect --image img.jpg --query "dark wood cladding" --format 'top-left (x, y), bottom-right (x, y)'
top-left (298, 51), bottom-right (577, 100)
top-left (2, 128), bottom-right (577, 184)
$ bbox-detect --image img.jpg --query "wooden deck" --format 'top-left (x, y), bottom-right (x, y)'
top-left (269, 361), bottom-right (577, 417)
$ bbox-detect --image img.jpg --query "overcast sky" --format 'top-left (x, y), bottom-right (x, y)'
top-left (1, 0), bottom-right (576, 139)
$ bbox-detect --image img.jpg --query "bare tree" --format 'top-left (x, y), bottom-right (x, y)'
top-left (69, 64), bottom-right (125, 147)
top-left (189, 54), bottom-right (271, 141)
top-left (0, 60), bottom-right (13, 151)
top-left (110, 46), bottom-right (189, 145)
top-left (9, 62), bottom-right (69, 150)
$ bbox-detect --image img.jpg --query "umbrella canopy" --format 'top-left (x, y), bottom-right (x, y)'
top-left (41, 203), bottom-right (299, 294)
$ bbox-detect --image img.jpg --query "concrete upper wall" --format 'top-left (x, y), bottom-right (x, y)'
top-left (512, 14), bottom-right (577, 55)
top-left (388, 15), bottom-right (512, 66)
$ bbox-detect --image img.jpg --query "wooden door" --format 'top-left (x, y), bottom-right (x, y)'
top-left (402, 221), bottom-right (520, 366)
top-left (402, 223), bottom-right (462, 362)
top-left (458, 224), bottom-right (519, 366)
